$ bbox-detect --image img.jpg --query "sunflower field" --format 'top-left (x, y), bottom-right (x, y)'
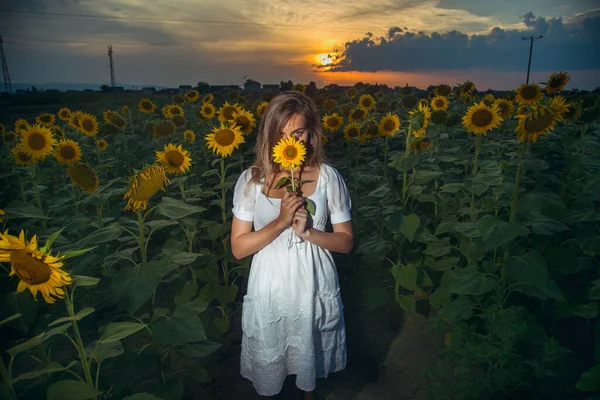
top-left (0, 72), bottom-right (600, 400)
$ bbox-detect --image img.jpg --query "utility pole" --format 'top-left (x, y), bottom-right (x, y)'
top-left (108, 45), bottom-right (116, 87)
top-left (522, 35), bottom-right (543, 84)
top-left (0, 35), bottom-right (12, 92)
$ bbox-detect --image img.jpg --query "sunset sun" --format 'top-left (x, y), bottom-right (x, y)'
top-left (317, 53), bottom-right (334, 66)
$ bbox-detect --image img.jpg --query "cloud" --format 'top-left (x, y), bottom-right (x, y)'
top-left (323, 11), bottom-right (600, 73)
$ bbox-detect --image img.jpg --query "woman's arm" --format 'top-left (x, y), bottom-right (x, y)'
top-left (299, 221), bottom-right (353, 254)
top-left (230, 217), bottom-right (287, 260)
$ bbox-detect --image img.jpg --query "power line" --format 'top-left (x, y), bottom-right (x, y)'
top-left (522, 35), bottom-right (543, 84)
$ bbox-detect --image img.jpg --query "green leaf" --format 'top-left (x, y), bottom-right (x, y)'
top-left (391, 263), bottom-right (418, 291)
top-left (305, 198), bottom-right (316, 216)
top-left (47, 380), bottom-right (102, 400)
top-left (504, 251), bottom-right (549, 287)
top-left (152, 301), bottom-right (208, 345)
top-left (174, 281), bottom-right (198, 306)
top-left (399, 213), bottom-right (420, 242)
top-left (477, 215), bottom-right (520, 251)
top-left (77, 222), bottom-right (123, 246)
top-left (367, 184), bottom-right (391, 198)
top-left (98, 322), bottom-right (147, 344)
top-left (61, 247), bottom-right (97, 259)
top-left (3, 200), bottom-right (48, 219)
top-left (274, 176), bottom-right (291, 189)
top-left (112, 261), bottom-right (171, 314)
top-left (146, 219), bottom-right (178, 233)
top-left (157, 197), bottom-right (207, 219)
top-left (573, 303), bottom-right (599, 319)
top-left (575, 363), bottom-right (600, 391)
top-left (213, 284), bottom-right (238, 306)
top-left (86, 340), bottom-right (124, 364)
top-left (530, 214), bottom-right (569, 235)
top-left (72, 275), bottom-right (100, 289)
top-left (49, 307), bottom-right (94, 327)
top-left (0, 313), bottom-right (21, 327)
top-left (389, 152), bottom-right (420, 173)
top-left (12, 361), bottom-right (77, 384)
top-left (40, 227), bottom-right (65, 253)
top-left (413, 170), bottom-right (442, 185)
top-left (446, 266), bottom-right (497, 296)
top-left (396, 294), bottom-right (416, 314)
top-left (181, 341), bottom-right (223, 358)
top-left (423, 241), bottom-right (451, 257)
top-left (201, 169), bottom-right (219, 177)
top-left (122, 394), bottom-right (164, 400)
top-left (439, 183), bottom-right (464, 193)
top-left (453, 221), bottom-right (481, 238)
top-left (6, 332), bottom-right (45, 358)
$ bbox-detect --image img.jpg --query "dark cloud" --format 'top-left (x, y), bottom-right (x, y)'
top-left (323, 12), bottom-right (600, 73)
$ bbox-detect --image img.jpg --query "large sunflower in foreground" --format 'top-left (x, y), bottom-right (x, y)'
top-left (217, 102), bottom-right (243, 123)
top-left (430, 95), bottom-right (449, 111)
top-left (358, 94), bottom-right (376, 112)
top-left (230, 110), bottom-right (256, 135)
top-left (10, 145), bottom-right (35, 167)
top-left (78, 113), bottom-right (99, 137)
top-left (515, 104), bottom-right (560, 143)
top-left (139, 98), bottom-right (156, 114)
top-left (322, 113), bottom-right (344, 132)
top-left (36, 113), bottom-right (55, 127)
top-left (205, 124), bottom-right (245, 158)
top-left (545, 71), bottom-right (570, 94)
top-left (343, 123), bottom-right (362, 142)
top-left (515, 83), bottom-right (543, 105)
top-left (124, 165), bottom-right (170, 211)
top-left (0, 229), bottom-right (72, 304)
top-left (156, 143), bottom-right (192, 175)
top-left (67, 163), bottom-right (99, 193)
top-left (54, 139), bottom-right (82, 165)
top-left (19, 124), bottom-right (56, 160)
top-left (462, 101), bottom-right (503, 135)
top-left (272, 136), bottom-right (307, 170)
top-left (378, 113), bottom-right (401, 137)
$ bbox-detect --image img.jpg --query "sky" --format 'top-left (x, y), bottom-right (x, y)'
top-left (2, 0), bottom-right (600, 90)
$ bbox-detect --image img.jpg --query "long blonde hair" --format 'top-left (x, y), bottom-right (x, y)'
top-left (247, 91), bottom-right (326, 192)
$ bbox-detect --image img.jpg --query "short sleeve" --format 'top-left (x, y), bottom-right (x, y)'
top-left (232, 169), bottom-right (257, 222)
top-left (325, 165), bottom-right (352, 224)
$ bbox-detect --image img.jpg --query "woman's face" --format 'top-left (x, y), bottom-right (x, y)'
top-left (280, 114), bottom-right (310, 145)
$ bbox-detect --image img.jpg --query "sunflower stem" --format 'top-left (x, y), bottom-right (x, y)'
top-left (64, 293), bottom-right (94, 388)
top-left (509, 142), bottom-right (528, 223)
top-left (402, 129), bottom-right (411, 205)
top-left (470, 133), bottom-right (482, 220)
top-left (220, 158), bottom-right (230, 287)
top-left (383, 136), bottom-right (389, 178)
top-left (137, 211), bottom-right (148, 265)
top-left (0, 356), bottom-right (17, 400)
top-left (30, 164), bottom-right (47, 230)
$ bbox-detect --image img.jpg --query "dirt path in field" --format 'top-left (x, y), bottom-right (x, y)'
top-left (190, 264), bottom-right (445, 400)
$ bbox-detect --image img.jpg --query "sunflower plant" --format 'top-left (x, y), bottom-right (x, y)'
top-left (271, 136), bottom-right (315, 215)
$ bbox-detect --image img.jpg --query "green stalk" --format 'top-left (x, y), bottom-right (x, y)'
top-left (30, 164), bottom-right (47, 230)
top-left (509, 142), bottom-right (527, 223)
top-left (137, 210), bottom-right (147, 265)
top-left (402, 129), bottom-right (411, 204)
top-left (220, 158), bottom-right (230, 287)
top-left (64, 294), bottom-right (94, 387)
top-left (470, 133), bottom-right (482, 220)
top-left (383, 136), bottom-right (389, 178)
top-left (0, 357), bottom-right (17, 400)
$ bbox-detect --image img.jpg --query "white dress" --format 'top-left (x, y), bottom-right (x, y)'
top-left (232, 163), bottom-right (351, 396)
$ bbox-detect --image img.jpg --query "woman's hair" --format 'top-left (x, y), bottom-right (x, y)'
top-left (248, 91), bottom-right (326, 189)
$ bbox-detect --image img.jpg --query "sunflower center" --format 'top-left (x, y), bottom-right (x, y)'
top-left (472, 109), bottom-right (493, 127)
top-left (548, 77), bottom-right (563, 88)
top-left (82, 119), bottom-right (94, 131)
top-left (142, 101), bottom-right (152, 110)
top-left (223, 107), bottom-right (236, 120)
top-left (353, 110), bottom-right (365, 119)
top-left (235, 116), bottom-right (250, 130)
top-left (525, 109), bottom-right (555, 133)
top-left (215, 129), bottom-right (235, 146)
top-left (11, 250), bottom-right (51, 285)
top-left (435, 100), bottom-right (444, 108)
top-left (384, 120), bottom-right (396, 131)
top-left (521, 85), bottom-right (539, 100)
top-left (284, 145), bottom-right (298, 159)
top-left (60, 146), bottom-right (76, 159)
top-left (166, 150), bottom-right (184, 167)
top-left (28, 133), bottom-right (46, 150)
top-left (41, 115), bottom-right (52, 123)
top-left (326, 118), bottom-right (337, 128)
top-left (18, 152), bottom-right (31, 162)
top-left (203, 106), bottom-right (212, 114)
top-left (349, 128), bottom-right (360, 137)
top-left (362, 99), bottom-right (372, 108)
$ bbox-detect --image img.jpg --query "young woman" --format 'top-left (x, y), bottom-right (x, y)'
top-left (230, 91), bottom-right (353, 400)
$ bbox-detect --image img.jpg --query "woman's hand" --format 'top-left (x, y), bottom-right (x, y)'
top-left (292, 206), bottom-right (308, 237)
top-left (276, 191), bottom-right (305, 230)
